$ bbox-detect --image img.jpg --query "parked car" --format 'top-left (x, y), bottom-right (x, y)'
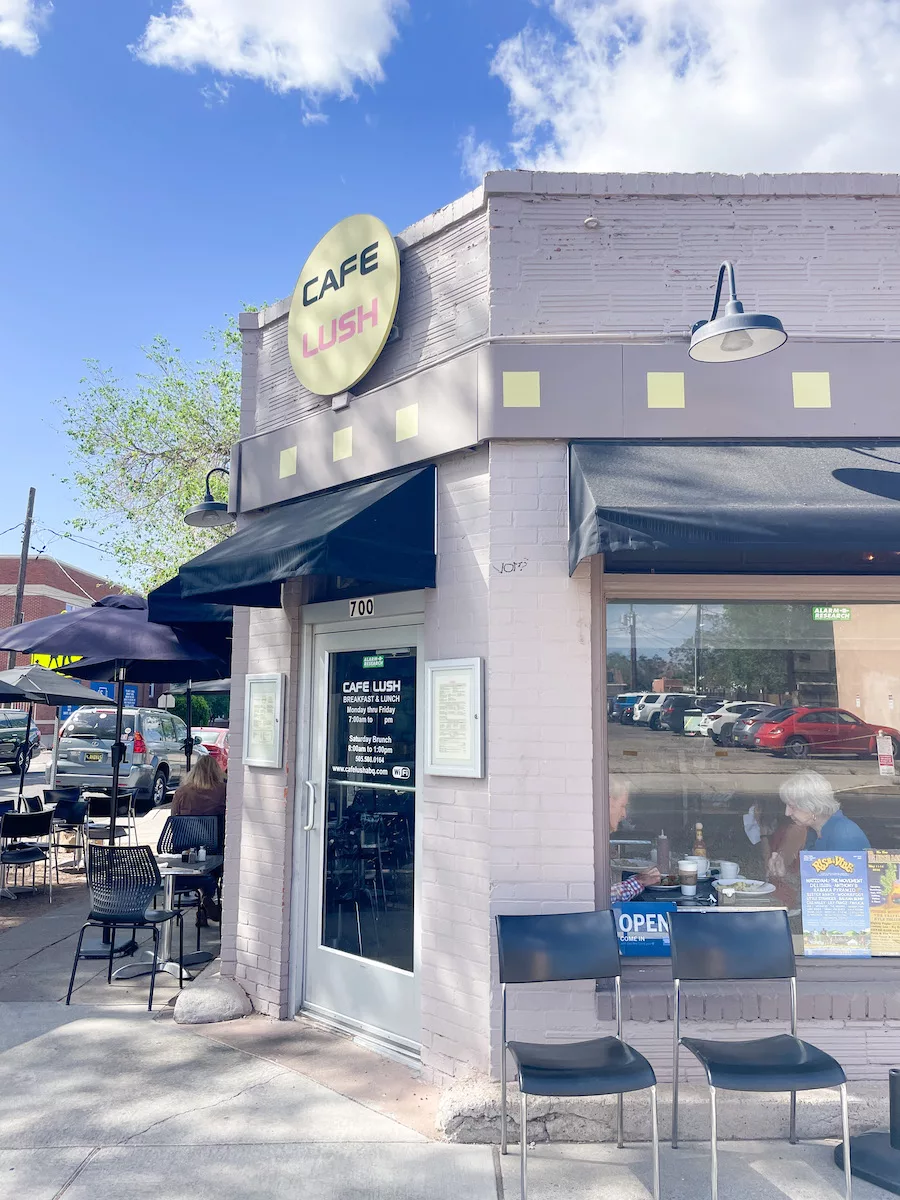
top-left (633, 693), bottom-right (681, 729)
top-left (609, 693), bottom-right (643, 723)
top-left (193, 727), bottom-right (230, 773)
top-left (700, 701), bottom-right (775, 745)
top-left (732, 703), bottom-right (781, 748)
top-left (754, 707), bottom-right (900, 759)
top-left (48, 706), bottom-right (191, 806)
top-left (660, 695), bottom-right (703, 734)
top-left (0, 711), bottom-right (42, 774)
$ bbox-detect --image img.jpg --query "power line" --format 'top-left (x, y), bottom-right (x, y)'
top-left (41, 554), bottom-right (97, 601)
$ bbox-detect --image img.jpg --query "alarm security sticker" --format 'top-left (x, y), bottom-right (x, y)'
top-left (288, 214), bottom-right (401, 397)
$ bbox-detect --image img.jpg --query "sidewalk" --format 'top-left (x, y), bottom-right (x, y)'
top-left (0, 1003), bottom-right (886, 1200)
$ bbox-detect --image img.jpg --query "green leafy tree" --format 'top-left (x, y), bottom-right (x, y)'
top-left (174, 694), bottom-right (210, 727)
top-left (58, 321), bottom-right (241, 591)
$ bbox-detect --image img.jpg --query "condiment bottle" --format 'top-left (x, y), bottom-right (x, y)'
top-left (692, 822), bottom-right (707, 857)
top-left (198, 846), bottom-right (207, 863)
top-left (656, 831), bottom-right (670, 874)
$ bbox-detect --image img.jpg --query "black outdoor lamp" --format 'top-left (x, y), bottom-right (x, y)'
top-left (184, 466), bottom-right (233, 528)
top-left (689, 260), bottom-right (787, 363)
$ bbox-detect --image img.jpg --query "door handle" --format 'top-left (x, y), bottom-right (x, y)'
top-left (302, 780), bottom-right (316, 831)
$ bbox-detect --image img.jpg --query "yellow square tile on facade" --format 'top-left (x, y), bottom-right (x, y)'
top-left (793, 372), bottom-right (831, 408)
top-left (647, 372), bottom-right (685, 409)
top-left (502, 371), bottom-right (541, 408)
top-left (333, 426), bottom-right (353, 461)
top-left (279, 446), bottom-right (298, 478)
top-left (395, 403), bottom-right (419, 442)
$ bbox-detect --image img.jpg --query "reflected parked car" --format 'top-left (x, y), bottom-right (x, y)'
top-left (754, 707), bottom-right (900, 759)
top-left (732, 703), bottom-right (780, 748)
top-left (660, 695), bottom-right (702, 734)
top-left (634, 693), bottom-right (682, 729)
top-left (193, 727), bottom-right (230, 773)
top-left (701, 701), bottom-right (777, 745)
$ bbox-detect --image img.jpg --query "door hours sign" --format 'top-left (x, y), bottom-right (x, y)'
top-left (327, 650), bottom-right (417, 786)
top-left (425, 658), bottom-right (484, 778)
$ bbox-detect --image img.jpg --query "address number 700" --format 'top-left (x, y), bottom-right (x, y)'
top-left (349, 597), bottom-right (375, 618)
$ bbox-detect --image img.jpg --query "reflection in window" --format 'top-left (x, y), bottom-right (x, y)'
top-left (607, 602), bottom-right (900, 953)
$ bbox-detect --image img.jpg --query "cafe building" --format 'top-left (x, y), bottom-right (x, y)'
top-left (170, 172), bottom-right (900, 1087)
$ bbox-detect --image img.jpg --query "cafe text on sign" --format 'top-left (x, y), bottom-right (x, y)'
top-left (288, 214), bottom-right (400, 397)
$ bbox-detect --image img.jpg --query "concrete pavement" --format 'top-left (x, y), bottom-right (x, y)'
top-left (0, 1003), bottom-right (889, 1200)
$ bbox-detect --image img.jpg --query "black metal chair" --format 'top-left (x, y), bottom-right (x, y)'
top-left (66, 844), bottom-right (184, 1011)
top-left (21, 795), bottom-right (44, 813)
top-left (669, 909), bottom-right (851, 1200)
top-left (157, 815), bottom-right (223, 949)
top-left (496, 910), bottom-right (659, 1200)
top-left (84, 793), bottom-right (132, 846)
top-left (49, 797), bottom-right (89, 879)
top-left (0, 810), bottom-right (53, 901)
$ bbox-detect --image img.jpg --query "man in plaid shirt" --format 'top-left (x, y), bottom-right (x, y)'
top-left (610, 777), bottom-right (660, 902)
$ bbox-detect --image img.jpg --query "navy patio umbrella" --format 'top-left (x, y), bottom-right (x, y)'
top-left (0, 665), bottom-right (115, 805)
top-left (0, 595), bottom-right (228, 843)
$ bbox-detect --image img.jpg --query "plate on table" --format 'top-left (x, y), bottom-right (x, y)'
top-left (713, 877), bottom-right (775, 896)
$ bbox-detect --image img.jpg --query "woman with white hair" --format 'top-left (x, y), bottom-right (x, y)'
top-left (779, 770), bottom-right (870, 852)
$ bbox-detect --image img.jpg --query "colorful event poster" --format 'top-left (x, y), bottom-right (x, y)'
top-left (867, 851), bottom-right (900, 956)
top-left (800, 851), bottom-right (871, 957)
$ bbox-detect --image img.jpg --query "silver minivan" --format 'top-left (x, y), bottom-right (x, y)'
top-left (48, 707), bottom-right (190, 807)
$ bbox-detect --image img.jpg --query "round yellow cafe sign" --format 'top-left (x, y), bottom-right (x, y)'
top-left (288, 214), bottom-right (400, 397)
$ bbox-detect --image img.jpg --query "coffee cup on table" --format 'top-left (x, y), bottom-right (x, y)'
top-left (678, 860), bottom-right (698, 897)
top-left (718, 860), bottom-right (739, 882)
top-left (684, 855), bottom-right (709, 880)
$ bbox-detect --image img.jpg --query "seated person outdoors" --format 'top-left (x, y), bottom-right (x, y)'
top-left (609, 776), bottom-right (660, 902)
top-left (172, 756), bottom-right (227, 923)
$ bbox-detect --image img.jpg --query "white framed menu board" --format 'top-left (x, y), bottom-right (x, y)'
top-left (243, 672), bottom-right (285, 768)
top-left (425, 658), bottom-right (484, 778)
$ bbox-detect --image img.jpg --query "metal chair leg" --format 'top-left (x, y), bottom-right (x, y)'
top-left (617, 1093), bottom-right (624, 1148)
top-left (672, 1039), bottom-right (680, 1148)
top-left (66, 923), bottom-right (89, 1005)
top-left (177, 914), bottom-right (185, 988)
top-left (840, 1083), bottom-right (852, 1200)
top-left (709, 1085), bottom-right (719, 1200)
top-left (650, 1085), bottom-right (660, 1200)
top-left (500, 1049), bottom-right (508, 1154)
top-left (520, 1090), bottom-right (528, 1200)
top-left (107, 923), bottom-right (116, 983)
top-left (789, 1091), bottom-right (797, 1144)
top-left (148, 926), bottom-right (158, 1011)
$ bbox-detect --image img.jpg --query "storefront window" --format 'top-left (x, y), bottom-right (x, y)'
top-left (607, 601), bottom-right (900, 955)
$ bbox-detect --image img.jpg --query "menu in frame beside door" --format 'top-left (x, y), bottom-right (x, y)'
top-left (302, 629), bottom-right (421, 1051)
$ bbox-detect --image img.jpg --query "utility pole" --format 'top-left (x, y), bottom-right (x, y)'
top-left (625, 605), bottom-right (638, 689)
top-left (7, 488), bottom-right (35, 670)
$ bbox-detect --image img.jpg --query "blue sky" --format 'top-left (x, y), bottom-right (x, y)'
top-left (3, 0), bottom-right (900, 584)
top-left (0, 0), bottom-right (524, 579)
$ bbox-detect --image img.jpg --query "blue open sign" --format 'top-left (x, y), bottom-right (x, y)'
top-left (613, 902), bottom-right (677, 957)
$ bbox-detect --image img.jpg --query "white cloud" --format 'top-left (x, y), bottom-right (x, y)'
top-left (481, 0), bottom-right (900, 174)
top-left (133, 0), bottom-right (406, 97)
top-left (0, 0), bottom-right (50, 55)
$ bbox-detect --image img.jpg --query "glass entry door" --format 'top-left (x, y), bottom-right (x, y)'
top-left (302, 627), bottom-right (420, 1047)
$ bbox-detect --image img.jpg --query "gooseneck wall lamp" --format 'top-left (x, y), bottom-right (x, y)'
top-left (184, 465), bottom-right (234, 528)
top-left (689, 260), bottom-right (787, 363)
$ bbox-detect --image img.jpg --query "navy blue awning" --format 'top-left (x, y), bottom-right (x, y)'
top-left (569, 442), bottom-right (900, 575)
top-left (173, 466), bottom-right (437, 607)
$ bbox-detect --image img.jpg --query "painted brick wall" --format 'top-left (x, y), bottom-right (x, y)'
top-left (420, 448), bottom-right (492, 1081)
top-left (486, 172), bottom-right (900, 338)
top-left (220, 600), bottom-right (299, 1017)
top-left (244, 189), bottom-right (488, 437)
top-left (485, 441), bottom-right (595, 1074)
top-left (419, 441), bottom-right (595, 1084)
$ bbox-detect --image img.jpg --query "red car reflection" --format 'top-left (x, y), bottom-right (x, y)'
top-left (193, 727), bottom-right (230, 773)
top-left (754, 707), bottom-right (900, 760)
